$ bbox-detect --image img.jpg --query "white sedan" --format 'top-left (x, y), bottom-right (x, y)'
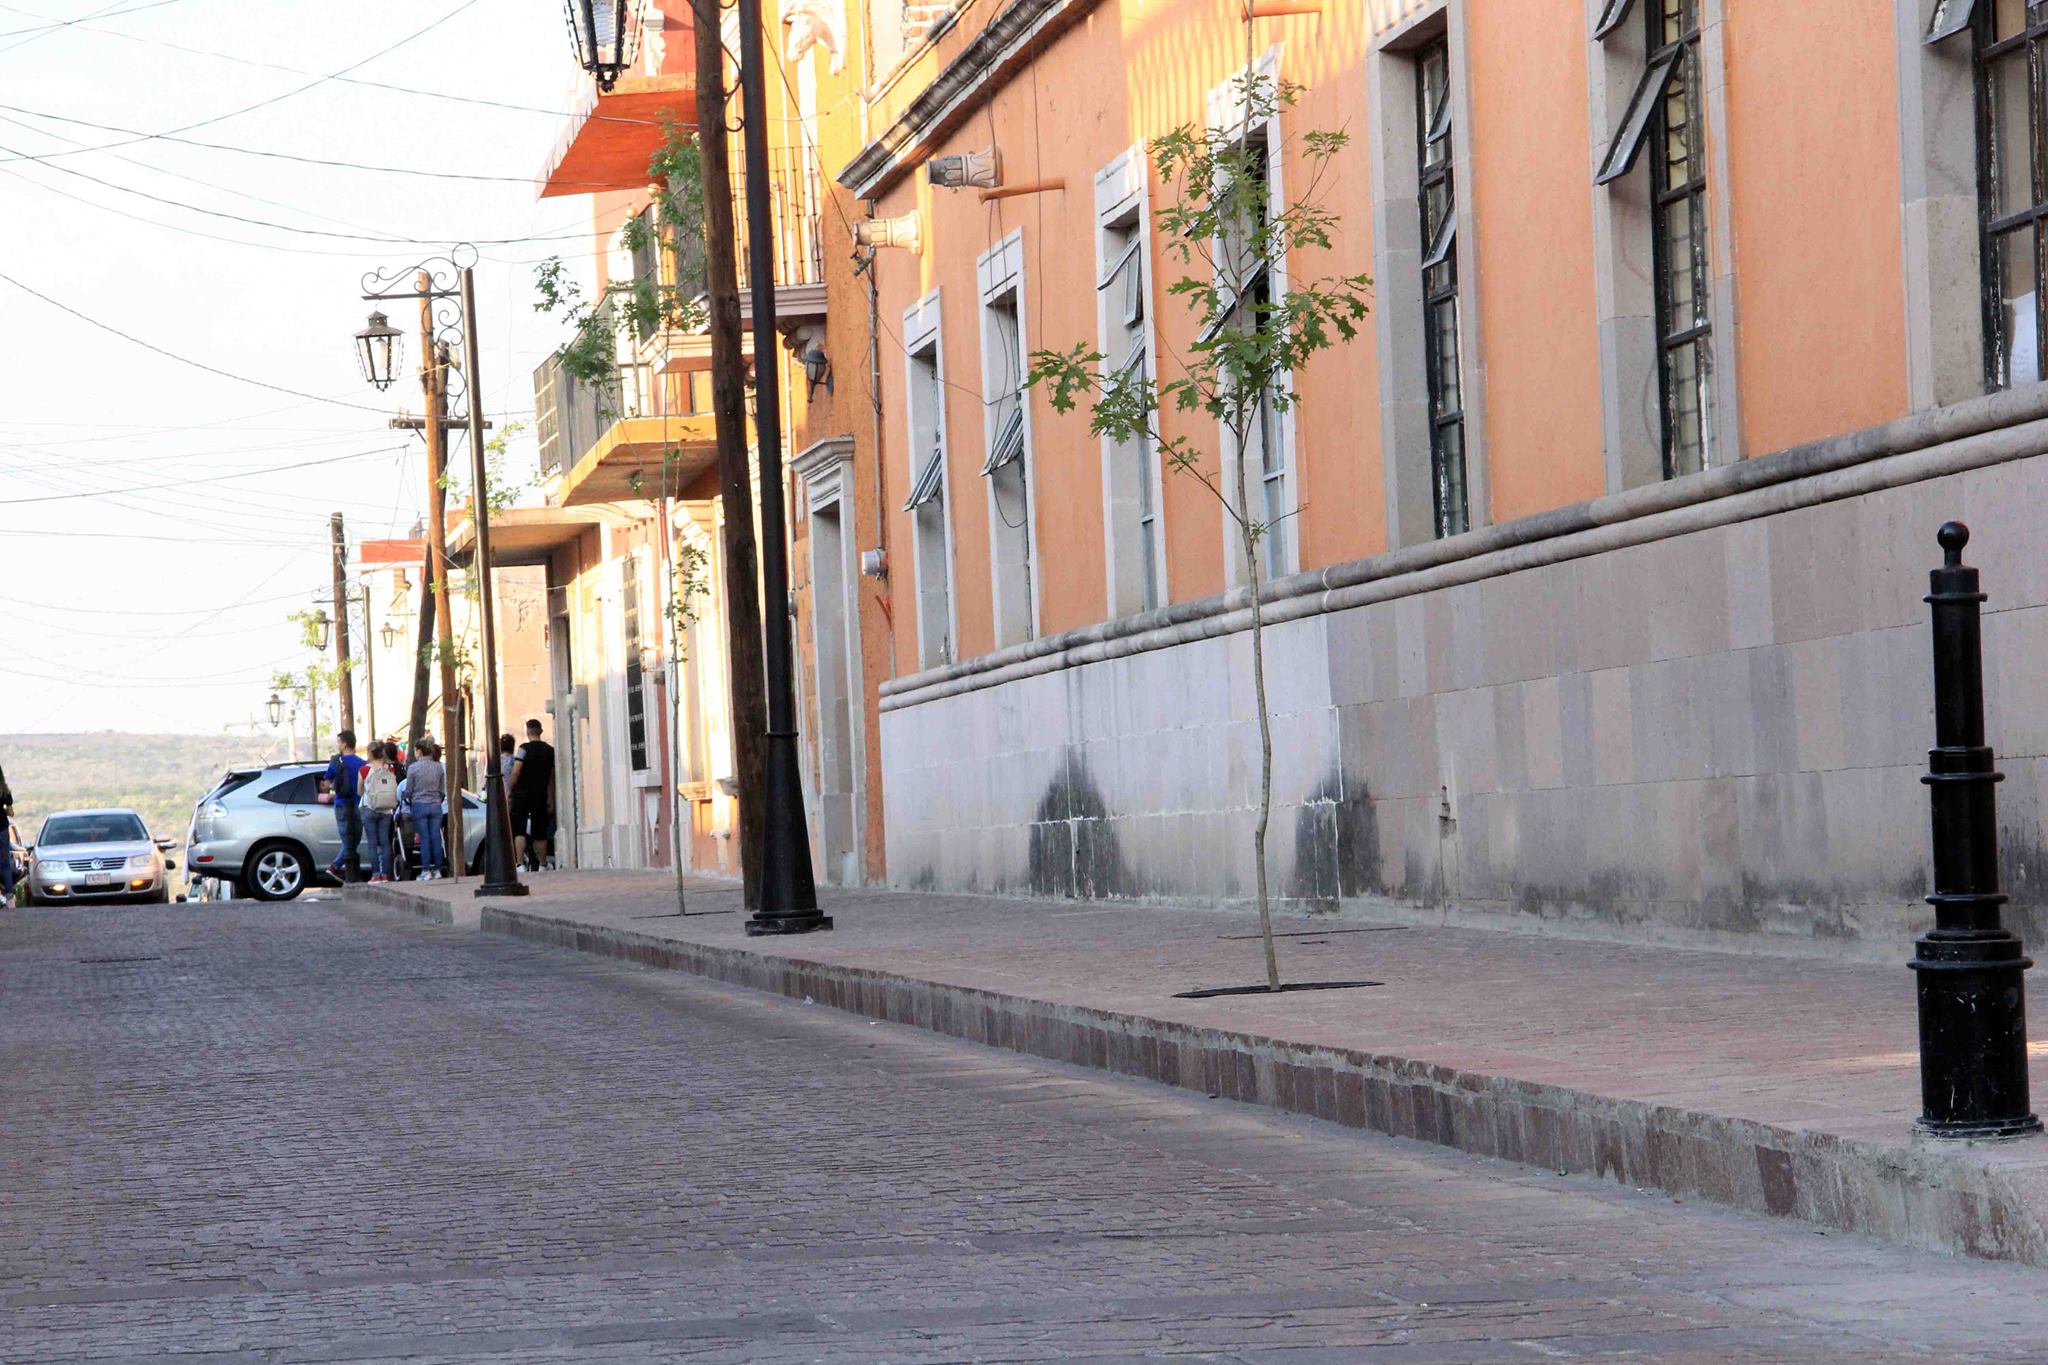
top-left (24, 809), bottom-right (173, 906)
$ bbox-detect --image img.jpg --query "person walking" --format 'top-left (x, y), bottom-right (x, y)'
top-left (360, 742), bottom-right (402, 883)
top-left (406, 740), bottom-right (449, 880)
top-left (320, 729), bottom-right (368, 883)
top-left (0, 759), bottom-right (14, 907)
top-left (509, 719), bottom-right (557, 873)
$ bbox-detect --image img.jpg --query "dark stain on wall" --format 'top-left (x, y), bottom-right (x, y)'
top-left (1289, 764), bottom-right (1380, 912)
top-left (1028, 751), bottom-right (1125, 899)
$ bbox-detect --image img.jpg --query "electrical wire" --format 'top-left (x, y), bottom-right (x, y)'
top-left (0, 135), bottom-right (617, 246)
top-left (37, 12), bottom-right (675, 129)
top-left (0, 0), bottom-right (483, 165)
top-left (0, 267), bottom-right (397, 412)
top-left (0, 101), bottom-right (636, 187)
top-left (0, 0), bottom-right (169, 52)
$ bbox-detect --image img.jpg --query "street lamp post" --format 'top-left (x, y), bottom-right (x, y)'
top-left (358, 248), bottom-right (525, 899)
top-left (736, 0), bottom-right (828, 936)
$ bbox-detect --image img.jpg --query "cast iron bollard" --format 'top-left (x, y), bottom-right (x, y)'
top-left (1911, 521), bottom-right (2041, 1140)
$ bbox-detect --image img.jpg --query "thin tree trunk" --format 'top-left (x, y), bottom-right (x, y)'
top-left (696, 3), bottom-right (768, 909)
top-left (1236, 436), bottom-right (1280, 992)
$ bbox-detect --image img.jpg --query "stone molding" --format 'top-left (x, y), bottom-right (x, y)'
top-left (880, 385), bottom-right (2048, 712)
top-left (838, 0), bottom-right (1106, 201)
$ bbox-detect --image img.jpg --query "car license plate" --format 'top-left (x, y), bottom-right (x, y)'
top-left (85, 872), bottom-right (112, 887)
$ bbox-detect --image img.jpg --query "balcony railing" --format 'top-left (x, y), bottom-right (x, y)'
top-left (664, 143), bottom-right (825, 300)
top-left (534, 351), bottom-right (713, 480)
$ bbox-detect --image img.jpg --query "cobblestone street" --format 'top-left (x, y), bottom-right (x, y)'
top-left (11, 902), bottom-right (2048, 1362)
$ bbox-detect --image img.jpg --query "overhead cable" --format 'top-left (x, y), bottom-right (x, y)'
top-left (0, 266), bottom-right (395, 412)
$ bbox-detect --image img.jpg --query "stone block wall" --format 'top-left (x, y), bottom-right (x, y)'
top-left (879, 406), bottom-right (2048, 959)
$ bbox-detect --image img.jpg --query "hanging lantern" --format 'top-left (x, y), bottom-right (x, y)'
top-left (354, 310), bottom-right (402, 390)
top-left (564, 0), bottom-right (644, 93)
top-left (266, 693), bottom-right (284, 727)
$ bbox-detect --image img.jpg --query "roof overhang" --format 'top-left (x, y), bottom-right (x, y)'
top-left (556, 413), bottom-right (720, 506)
top-left (538, 73), bottom-right (698, 199)
top-left (448, 506), bottom-right (617, 567)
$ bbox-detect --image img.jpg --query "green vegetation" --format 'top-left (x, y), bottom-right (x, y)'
top-left (0, 732), bottom-right (288, 847)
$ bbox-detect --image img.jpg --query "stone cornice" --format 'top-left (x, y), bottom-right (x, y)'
top-left (878, 385), bottom-right (2048, 712)
top-left (838, 0), bottom-right (1105, 201)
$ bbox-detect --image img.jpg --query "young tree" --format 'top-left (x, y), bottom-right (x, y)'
top-left (1029, 70), bottom-right (1370, 991)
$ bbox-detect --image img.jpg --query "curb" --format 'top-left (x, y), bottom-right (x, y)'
top-left (350, 884), bottom-right (2048, 1268)
top-left (353, 882), bottom-right (455, 925)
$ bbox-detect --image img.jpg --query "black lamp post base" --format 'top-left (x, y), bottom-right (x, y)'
top-left (1914, 1113), bottom-right (2043, 1142)
top-left (745, 910), bottom-right (834, 936)
top-left (475, 880), bottom-right (530, 898)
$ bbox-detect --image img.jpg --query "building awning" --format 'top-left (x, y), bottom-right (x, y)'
top-left (447, 507), bottom-right (611, 567)
top-left (555, 413), bottom-right (719, 506)
top-left (539, 73), bottom-right (698, 199)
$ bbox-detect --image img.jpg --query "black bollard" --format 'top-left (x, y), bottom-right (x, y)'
top-left (1910, 521), bottom-right (2041, 1140)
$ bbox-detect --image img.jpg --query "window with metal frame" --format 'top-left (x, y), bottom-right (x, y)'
top-left (903, 331), bottom-right (953, 667)
top-left (1599, 0), bottom-right (1710, 476)
top-left (1209, 131), bottom-right (1290, 580)
top-left (1416, 36), bottom-right (1468, 539)
top-left (1098, 207), bottom-right (1160, 616)
top-left (622, 558), bottom-right (649, 771)
top-left (981, 284), bottom-right (1035, 644)
top-left (1930, 0), bottom-right (2048, 389)
top-left (1646, 0), bottom-right (1710, 476)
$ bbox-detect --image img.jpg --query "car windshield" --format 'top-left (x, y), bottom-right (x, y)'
top-left (39, 813), bottom-right (149, 846)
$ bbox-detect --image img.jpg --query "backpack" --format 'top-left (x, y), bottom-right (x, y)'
top-left (363, 763), bottom-right (400, 813)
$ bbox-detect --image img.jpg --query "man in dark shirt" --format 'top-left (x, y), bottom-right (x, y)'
top-left (321, 730), bottom-right (368, 882)
top-left (508, 719), bottom-right (557, 872)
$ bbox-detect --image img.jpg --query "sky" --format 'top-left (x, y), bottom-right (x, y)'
top-left (0, 0), bottom-right (602, 736)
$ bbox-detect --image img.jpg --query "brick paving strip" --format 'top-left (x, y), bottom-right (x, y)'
top-left (356, 871), bottom-right (2048, 1267)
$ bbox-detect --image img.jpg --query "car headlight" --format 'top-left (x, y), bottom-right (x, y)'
top-left (128, 853), bottom-right (156, 870)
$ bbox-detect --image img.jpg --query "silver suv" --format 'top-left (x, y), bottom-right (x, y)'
top-left (186, 763), bottom-right (486, 901)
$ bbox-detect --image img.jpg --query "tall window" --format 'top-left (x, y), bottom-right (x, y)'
top-left (902, 316), bottom-right (953, 668)
top-left (1416, 38), bottom-right (1468, 538)
top-left (980, 281), bottom-right (1035, 647)
top-left (622, 557), bottom-right (649, 771)
top-left (1595, 0), bottom-right (1710, 478)
top-left (1971, 0), bottom-right (2048, 388)
top-left (1099, 204), bottom-right (1161, 616)
top-left (1215, 130), bottom-right (1291, 580)
top-left (1647, 0), bottom-right (1709, 476)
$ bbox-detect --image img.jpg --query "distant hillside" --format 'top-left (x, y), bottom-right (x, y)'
top-left (0, 732), bottom-right (291, 845)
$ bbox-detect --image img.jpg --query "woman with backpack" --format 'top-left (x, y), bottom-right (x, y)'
top-left (360, 742), bottom-right (403, 884)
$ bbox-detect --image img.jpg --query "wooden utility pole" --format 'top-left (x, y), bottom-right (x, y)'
top-left (415, 274), bottom-right (466, 878)
top-left (695, 7), bottom-right (768, 909)
top-left (329, 512), bottom-right (355, 735)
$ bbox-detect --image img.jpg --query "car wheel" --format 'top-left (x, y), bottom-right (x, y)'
top-left (148, 886), bottom-right (170, 905)
top-left (246, 843), bottom-right (309, 902)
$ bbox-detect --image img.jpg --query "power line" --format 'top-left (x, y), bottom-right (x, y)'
top-left (0, 267), bottom-right (395, 412)
top-left (0, 0), bottom-right (483, 165)
top-left (0, 0), bottom-right (172, 52)
top-left (0, 526), bottom-right (309, 546)
top-left (39, 10), bottom-right (672, 129)
top-left (0, 100), bottom-right (627, 186)
top-left (0, 133), bottom-right (614, 245)
top-left (0, 444), bottom-right (406, 504)
top-left (4, 585), bottom-right (337, 616)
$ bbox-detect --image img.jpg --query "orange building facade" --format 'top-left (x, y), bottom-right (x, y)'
top-left (761, 0), bottom-right (2048, 954)
top-left (523, 0), bottom-right (2048, 953)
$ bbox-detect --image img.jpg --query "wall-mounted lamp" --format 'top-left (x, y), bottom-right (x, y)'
top-left (854, 211), bottom-right (922, 254)
top-left (928, 147), bottom-right (1001, 190)
top-left (860, 548), bottom-right (888, 580)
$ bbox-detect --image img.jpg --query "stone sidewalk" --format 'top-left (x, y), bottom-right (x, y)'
top-left (353, 871), bottom-right (2048, 1268)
